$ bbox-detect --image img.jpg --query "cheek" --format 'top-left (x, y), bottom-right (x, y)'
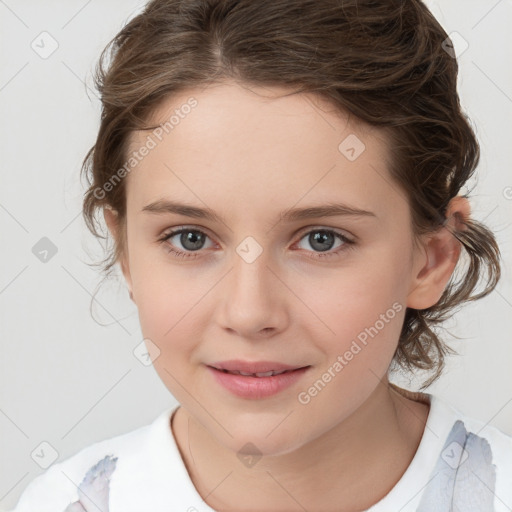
top-left (130, 259), bottom-right (217, 379)
top-left (313, 289), bottom-right (405, 383)
top-left (128, 237), bottom-right (207, 330)
top-left (296, 249), bottom-right (409, 401)
top-left (133, 274), bottom-right (207, 404)
top-left (135, 279), bottom-right (203, 352)
top-left (297, 288), bottom-right (406, 429)
top-left (300, 252), bottom-right (408, 343)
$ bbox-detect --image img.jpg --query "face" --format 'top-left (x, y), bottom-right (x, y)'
top-left (114, 81), bottom-right (426, 456)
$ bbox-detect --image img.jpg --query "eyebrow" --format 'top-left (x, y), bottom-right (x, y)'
top-left (141, 199), bottom-right (376, 223)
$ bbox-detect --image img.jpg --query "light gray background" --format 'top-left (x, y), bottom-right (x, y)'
top-left (1, 0), bottom-right (511, 509)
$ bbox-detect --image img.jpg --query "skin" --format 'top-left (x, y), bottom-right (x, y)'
top-left (105, 80), bottom-right (470, 511)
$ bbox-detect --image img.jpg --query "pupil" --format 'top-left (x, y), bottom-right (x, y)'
top-left (310, 231), bottom-right (334, 252)
top-left (181, 231), bottom-right (204, 251)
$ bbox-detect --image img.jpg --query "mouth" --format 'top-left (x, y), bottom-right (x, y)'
top-left (205, 361), bottom-right (312, 399)
top-left (207, 367), bottom-right (304, 377)
top-left (207, 359), bottom-right (310, 375)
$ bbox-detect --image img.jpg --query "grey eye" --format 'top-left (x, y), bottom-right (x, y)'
top-left (297, 230), bottom-right (345, 252)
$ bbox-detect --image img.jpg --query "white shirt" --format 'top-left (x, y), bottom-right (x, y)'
top-left (10, 386), bottom-right (512, 512)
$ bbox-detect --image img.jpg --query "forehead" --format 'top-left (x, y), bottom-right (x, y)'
top-left (124, 81), bottom-right (404, 222)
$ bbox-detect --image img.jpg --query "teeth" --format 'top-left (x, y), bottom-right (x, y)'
top-left (255, 371), bottom-right (274, 377)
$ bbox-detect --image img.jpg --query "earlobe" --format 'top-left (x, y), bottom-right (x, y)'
top-left (406, 196), bottom-right (470, 310)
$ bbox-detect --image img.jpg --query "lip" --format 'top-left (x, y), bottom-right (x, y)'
top-left (205, 362), bottom-right (311, 399)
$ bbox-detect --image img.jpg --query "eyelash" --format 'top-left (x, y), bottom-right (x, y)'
top-left (157, 226), bottom-right (355, 261)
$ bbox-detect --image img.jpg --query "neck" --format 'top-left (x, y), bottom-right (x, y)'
top-left (171, 380), bottom-right (429, 512)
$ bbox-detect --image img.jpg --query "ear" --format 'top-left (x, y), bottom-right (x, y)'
top-left (406, 196), bottom-right (470, 310)
top-left (103, 207), bottom-right (134, 302)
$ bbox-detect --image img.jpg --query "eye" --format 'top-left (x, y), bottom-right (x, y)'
top-left (157, 226), bottom-right (355, 260)
top-left (158, 227), bottom-right (215, 259)
top-left (293, 228), bottom-right (354, 259)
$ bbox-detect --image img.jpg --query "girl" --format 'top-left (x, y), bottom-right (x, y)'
top-left (12, 0), bottom-right (511, 511)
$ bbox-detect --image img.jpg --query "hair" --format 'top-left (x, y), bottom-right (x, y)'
top-left (81, 0), bottom-right (501, 389)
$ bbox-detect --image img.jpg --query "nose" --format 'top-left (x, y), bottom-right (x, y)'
top-left (216, 244), bottom-right (289, 339)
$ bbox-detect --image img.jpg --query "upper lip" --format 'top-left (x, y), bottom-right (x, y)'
top-left (207, 360), bottom-right (309, 373)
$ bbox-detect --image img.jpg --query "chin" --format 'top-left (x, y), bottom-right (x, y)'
top-left (219, 425), bottom-right (305, 459)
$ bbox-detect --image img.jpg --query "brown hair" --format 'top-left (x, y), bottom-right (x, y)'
top-left (81, 0), bottom-right (501, 389)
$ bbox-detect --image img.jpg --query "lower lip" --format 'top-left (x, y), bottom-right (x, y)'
top-left (206, 365), bottom-right (310, 399)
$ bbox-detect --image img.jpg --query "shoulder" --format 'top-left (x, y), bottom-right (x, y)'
top-left (386, 386), bottom-right (512, 512)
top-left (435, 395), bottom-right (512, 458)
top-left (454, 405), bottom-right (512, 508)
top-left (423, 394), bottom-right (512, 512)
top-left (10, 407), bottom-right (176, 512)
